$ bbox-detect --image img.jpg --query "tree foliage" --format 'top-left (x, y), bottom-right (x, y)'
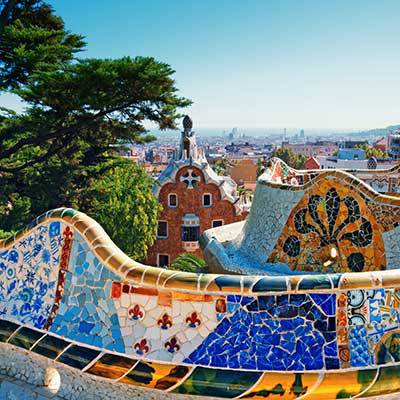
top-left (1, 56), bottom-right (190, 173)
top-left (0, 0), bottom-right (190, 258)
top-left (0, 0), bottom-right (85, 89)
top-left (271, 147), bottom-right (307, 169)
top-left (169, 253), bottom-right (207, 273)
top-left (87, 163), bottom-right (161, 261)
top-left (356, 143), bottom-right (388, 159)
top-left (0, 0), bottom-right (190, 259)
top-left (256, 157), bottom-right (266, 177)
top-left (213, 157), bottom-right (233, 175)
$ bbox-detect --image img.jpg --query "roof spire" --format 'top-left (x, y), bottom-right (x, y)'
top-left (183, 115), bottom-right (193, 131)
top-left (180, 115), bottom-right (197, 159)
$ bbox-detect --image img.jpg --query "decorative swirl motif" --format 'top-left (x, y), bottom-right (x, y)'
top-left (19, 287), bottom-right (34, 303)
top-left (268, 184), bottom-right (385, 273)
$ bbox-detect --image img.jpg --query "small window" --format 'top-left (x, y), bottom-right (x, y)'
top-left (157, 221), bottom-right (168, 238)
top-left (168, 194), bottom-right (178, 208)
top-left (158, 254), bottom-right (169, 267)
top-left (212, 220), bottom-right (223, 228)
top-left (203, 193), bottom-right (212, 207)
top-left (181, 226), bottom-right (200, 242)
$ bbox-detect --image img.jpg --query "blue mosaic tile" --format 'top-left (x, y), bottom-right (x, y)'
top-left (349, 325), bottom-right (371, 367)
top-left (252, 277), bottom-right (287, 292)
top-left (310, 294), bottom-right (335, 316)
top-left (184, 293), bottom-right (339, 371)
top-left (0, 222), bottom-right (62, 328)
top-left (50, 232), bottom-right (124, 353)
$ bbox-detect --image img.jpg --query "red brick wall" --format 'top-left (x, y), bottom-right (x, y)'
top-left (146, 166), bottom-right (247, 266)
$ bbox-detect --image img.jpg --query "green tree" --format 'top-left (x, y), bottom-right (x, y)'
top-left (169, 253), bottom-right (207, 273)
top-left (87, 162), bottom-right (161, 261)
top-left (0, 0), bottom-right (190, 235)
top-left (256, 158), bottom-right (265, 177)
top-left (356, 144), bottom-right (388, 159)
top-left (0, 0), bottom-right (85, 90)
top-left (272, 147), bottom-right (307, 169)
top-left (213, 157), bottom-right (233, 175)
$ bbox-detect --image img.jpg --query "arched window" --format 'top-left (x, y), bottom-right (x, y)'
top-left (203, 193), bottom-right (212, 207)
top-left (157, 221), bottom-right (168, 239)
top-left (168, 193), bottom-right (178, 208)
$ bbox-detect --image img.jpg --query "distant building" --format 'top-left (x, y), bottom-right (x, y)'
top-left (388, 131), bottom-right (400, 159)
top-left (225, 142), bottom-right (239, 153)
top-left (145, 148), bottom-right (154, 163)
top-left (283, 141), bottom-right (338, 157)
top-left (314, 155), bottom-right (397, 170)
top-left (227, 159), bottom-right (257, 186)
top-left (339, 140), bottom-right (368, 149)
top-left (304, 157), bottom-right (321, 170)
top-left (146, 116), bottom-right (250, 267)
top-left (337, 148), bottom-right (365, 160)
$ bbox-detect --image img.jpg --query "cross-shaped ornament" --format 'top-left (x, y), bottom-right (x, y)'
top-left (180, 169), bottom-right (200, 189)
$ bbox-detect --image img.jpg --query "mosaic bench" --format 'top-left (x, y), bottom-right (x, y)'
top-left (202, 158), bottom-right (400, 276)
top-left (2, 155), bottom-right (400, 400)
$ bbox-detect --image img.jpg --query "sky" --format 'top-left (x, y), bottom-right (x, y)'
top-left (5, 0), bottom-right (400, 130)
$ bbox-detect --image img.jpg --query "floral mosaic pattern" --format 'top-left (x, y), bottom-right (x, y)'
top-left (268, 181), bottom-right (386, 273)
top-left (111, 282), bottom-right (221, 362)
top-left (0, 221), bottom-right (64, 328)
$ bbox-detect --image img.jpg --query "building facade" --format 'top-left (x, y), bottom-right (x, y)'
top-left (146, 116), bottom-right (249, 267)
top-left (283, 141), bottom-right (338, 157)
top-left (388, 130), bottom-right (400, 159)
top-left (227, 159), bottom-right (257, 186)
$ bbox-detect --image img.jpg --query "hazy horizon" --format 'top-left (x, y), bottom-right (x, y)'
top-left (150, 126), bottom-right (392, 139)
top-left (2, 90), bottom-right (397, 135)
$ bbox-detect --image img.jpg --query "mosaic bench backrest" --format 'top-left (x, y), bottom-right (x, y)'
top-left (244, 158), bottom-right (400, 274)
top-left (3, 208), bottom-right (400, 398)
top-left (265, 158), bottom-right (400, 191)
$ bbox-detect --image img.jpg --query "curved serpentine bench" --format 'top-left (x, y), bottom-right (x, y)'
top-left (1, 157), bottom-right (400, 398)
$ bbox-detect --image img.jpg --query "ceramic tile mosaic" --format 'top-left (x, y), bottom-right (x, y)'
top-left (268, 182), bottom-right (386, 273)
top-left (204, 158), bottom-right (400, 276)
top-left (1, 156), bottom-right (400, 400)
top-left (184, 293), bottom-right (339, 370)
top-left (110, 281), bottom-right (221, 361)
top-left (49, 232), bottom-right (125, 352)
top-left (0, 221), bottom-right (64, 328)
